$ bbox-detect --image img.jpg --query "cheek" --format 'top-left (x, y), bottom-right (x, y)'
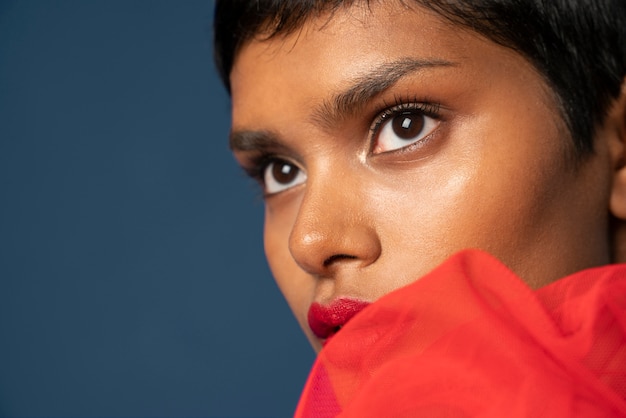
top-left (364, 112), bottom-right (575, 289)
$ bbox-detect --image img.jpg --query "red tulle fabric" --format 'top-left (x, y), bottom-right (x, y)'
top-left (294, 250), bottom-right (626, 417)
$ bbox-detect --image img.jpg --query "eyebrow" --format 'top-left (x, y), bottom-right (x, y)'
top-left (313, 58), bottom-right (455, 128)
top-left (229, 129), bottom-right (285, 152)
top-left (229, 57), bottom-right (455, 151)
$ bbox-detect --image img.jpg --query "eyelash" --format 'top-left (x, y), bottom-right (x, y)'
top-left (241, 97), bottom-right (442, 188)
top-left (369, 98), bottom-right (441, 144)
top-left (242, 153), bottom-right (277, 184)
top-left (242, 154), bottom-right (305, 198)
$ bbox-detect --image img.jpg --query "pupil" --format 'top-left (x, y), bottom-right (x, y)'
top-left (272, 161), bottom-right (297, 184)
top-left (392, 112), bottom-right (424, 140)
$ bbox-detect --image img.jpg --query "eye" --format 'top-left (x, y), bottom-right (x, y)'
top-left (264, 159), bottom-right (307, 194)
top-left (372, 106), bottom-right (440, 154)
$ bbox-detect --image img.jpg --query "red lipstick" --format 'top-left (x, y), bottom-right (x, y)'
top-left (308, 298), bottom-right (371, 344)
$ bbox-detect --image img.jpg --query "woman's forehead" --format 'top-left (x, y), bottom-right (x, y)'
top-left (229, 3), bottom-right (558, 134)
top-left (233, 3), bottom-right (461, 67)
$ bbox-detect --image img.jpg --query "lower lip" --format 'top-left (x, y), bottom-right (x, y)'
top-left (308, 298), bottom-right (371, 342)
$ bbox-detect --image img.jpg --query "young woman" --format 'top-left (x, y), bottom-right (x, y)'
top-left (214, 1), bottom-right (626, 416)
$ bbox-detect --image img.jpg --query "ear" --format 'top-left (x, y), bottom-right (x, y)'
top-left (608, 79), bottom-right (626, 219)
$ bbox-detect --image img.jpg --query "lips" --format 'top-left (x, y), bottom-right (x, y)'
top-left (308, 298), bottom-right (371, 344)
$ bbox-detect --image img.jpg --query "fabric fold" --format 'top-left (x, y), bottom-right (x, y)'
top-left (295, 250), bottom-right (626, 417)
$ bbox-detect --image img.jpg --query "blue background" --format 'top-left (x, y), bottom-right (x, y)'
top-left (0, 1), bottom-right (314, 416)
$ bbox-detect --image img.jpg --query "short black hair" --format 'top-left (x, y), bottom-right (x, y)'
top-left (213, 0), bottom-right (626, 154)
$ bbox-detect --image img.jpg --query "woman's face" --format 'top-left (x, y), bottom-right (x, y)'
top-left (229, 3), bottom-right (613, 351)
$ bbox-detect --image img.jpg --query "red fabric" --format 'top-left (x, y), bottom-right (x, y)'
top-left (294, 250), bottom-right (626, 417)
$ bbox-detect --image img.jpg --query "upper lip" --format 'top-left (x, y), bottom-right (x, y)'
top-left (307, 298), bottom-right (371, 342)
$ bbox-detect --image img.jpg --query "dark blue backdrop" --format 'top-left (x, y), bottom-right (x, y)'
top-left (0, 1), bottom-right (314, 416)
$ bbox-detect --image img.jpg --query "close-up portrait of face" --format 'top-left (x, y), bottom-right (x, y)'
top-left (3, 1), bottom-right (626, 416)
top-left (216, 0), bottom-right (626, 416)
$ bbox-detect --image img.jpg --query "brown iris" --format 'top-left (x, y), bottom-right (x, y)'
top-left (391, 112), bottom-right (424, 140)
top-left (271, 161), bottom-right (299, 184)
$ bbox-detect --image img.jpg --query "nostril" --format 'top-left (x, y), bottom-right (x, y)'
top-left (323, 254), bottom-right (357, 267)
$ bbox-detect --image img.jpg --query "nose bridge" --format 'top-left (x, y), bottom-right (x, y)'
top-left (288, 166), bottom-right (381, 275)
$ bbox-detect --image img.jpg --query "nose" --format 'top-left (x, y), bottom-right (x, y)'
top-left (288, 171), bottom-right (382, 277)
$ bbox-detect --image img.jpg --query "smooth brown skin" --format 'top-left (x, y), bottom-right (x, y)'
top-left (229, 3), bottom-right (626, 352)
